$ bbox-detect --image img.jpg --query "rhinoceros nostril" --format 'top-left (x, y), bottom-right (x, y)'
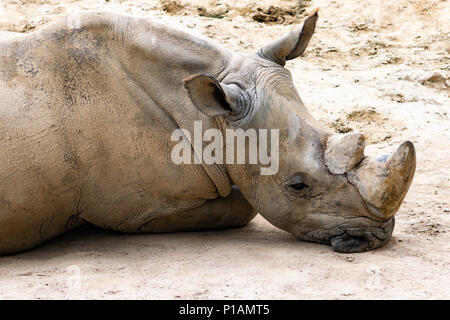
top-left (330, 233), bottom-right (369, 253)
top-left (330, 217), bottom-right (395, 253)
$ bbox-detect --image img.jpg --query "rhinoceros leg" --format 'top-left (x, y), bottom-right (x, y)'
top-left (133, 186), bottom-right (257, 233)
top-left (0, 207), bottom-right (85, 256)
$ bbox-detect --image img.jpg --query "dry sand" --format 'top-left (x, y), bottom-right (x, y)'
top-left (0, 0), bottom-right (449, 299)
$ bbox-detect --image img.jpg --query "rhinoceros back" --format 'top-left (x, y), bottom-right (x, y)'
top-left (0, 14), bottom-right (225, 254)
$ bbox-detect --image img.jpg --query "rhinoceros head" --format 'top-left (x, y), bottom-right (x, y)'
top-left (184, 9), bottom-right (416, 253)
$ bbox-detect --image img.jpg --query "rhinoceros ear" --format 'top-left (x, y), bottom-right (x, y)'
top-left (257, 8), bottom-right (319, 66)
top-left (324, 133), bottom-right (366, 175)
top-left (183, 74), bottom-right (241, 117)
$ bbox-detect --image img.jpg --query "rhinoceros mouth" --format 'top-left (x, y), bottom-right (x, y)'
top-left (329, 217), bottom-right (395, 253)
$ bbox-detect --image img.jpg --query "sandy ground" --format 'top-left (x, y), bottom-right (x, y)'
top-left (0, 0), bottom-right (449, 299)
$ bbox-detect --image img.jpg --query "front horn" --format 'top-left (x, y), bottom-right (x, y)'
top-left (348, 141), bottom-right (416, 219)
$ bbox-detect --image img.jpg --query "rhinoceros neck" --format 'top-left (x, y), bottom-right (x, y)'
top-left (40, 13), bottom-right (234, 197)
top-left (113, 13), bottom-right (234, 197)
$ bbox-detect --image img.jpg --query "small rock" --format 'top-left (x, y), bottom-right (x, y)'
top-left (368, 48), bottom-right (378, 55)
top-left (20, 23), bottom-right (36, 33)
top-left (198, 5), bottom-right (228, 19)
top-left (426, 72), bottom-right (445, 83)
top-left (346, 255), bottom-right (355, 262)
top-left (351, 22), bottom-right (369, 32)
top-left (394, 93), bottom-right (405, 103)
top-left (252, 13), bottom-right (277, 23)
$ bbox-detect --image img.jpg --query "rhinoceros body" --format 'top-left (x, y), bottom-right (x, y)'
top-left (0, 12), bottom-right (415, 255)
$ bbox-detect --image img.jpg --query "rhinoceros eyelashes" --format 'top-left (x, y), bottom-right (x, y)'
top-left (290, 182), bottom-right (309, 191)
top-left (285, 174), bottom-right (311, 196)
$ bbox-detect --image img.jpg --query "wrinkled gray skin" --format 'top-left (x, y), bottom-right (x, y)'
top-left (0, 11), bottom-right (415, 255)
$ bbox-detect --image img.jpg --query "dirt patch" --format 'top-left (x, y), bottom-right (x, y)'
top-left (158, 0), bottom-right (309, 24)
top-left (160, 0), bottom-right (186, 15)
top-left (251, 4), bottom-right (305, 24)
top-left (330, 118), bottom-right (353, 134)
top-left (346, 108), bottom-right (383, 123)
top-left (411, 222), bottom-right (445, 237)
top-left (329, 109), bottom-right (394, 143)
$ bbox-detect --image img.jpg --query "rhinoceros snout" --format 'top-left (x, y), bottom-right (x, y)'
top-left (330, 217), bottom-right (395, 253)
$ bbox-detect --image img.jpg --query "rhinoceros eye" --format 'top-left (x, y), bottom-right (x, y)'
top-left (290, 182), bottom-right (309, 191)
top-left (286, 174), bottom-right (311, 196)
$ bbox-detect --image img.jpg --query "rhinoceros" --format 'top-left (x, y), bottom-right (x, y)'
top-left (0, 10), bottom-right (415, 255)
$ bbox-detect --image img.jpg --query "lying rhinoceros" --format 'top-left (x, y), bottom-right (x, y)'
top-left (0, 10), bottom-right (415, 255)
